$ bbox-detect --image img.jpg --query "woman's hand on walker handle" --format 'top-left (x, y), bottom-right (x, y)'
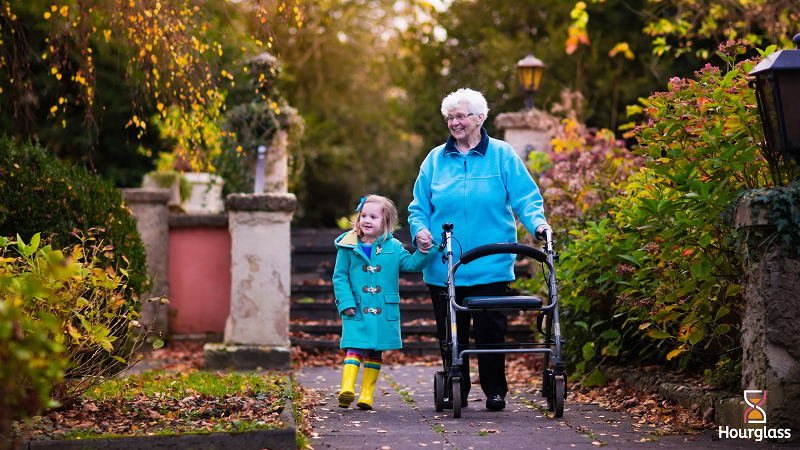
top-left (535, 224), bottom-right (553, 241)
top-left (342, 307), bottom-right (356, 316)
top-left (415, 229), bottom-right (434, 254)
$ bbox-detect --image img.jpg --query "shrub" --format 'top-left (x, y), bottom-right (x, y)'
top-left (516, 120), bottom-right (641, 377)
top-left (0, 279), bottom-right (66, 443)
top-left (0, 136), bottom-right (148, 296)
top-left (0, 232), bottom-right (159, 408)
top-left (554, 42), bottom-right (787, 390)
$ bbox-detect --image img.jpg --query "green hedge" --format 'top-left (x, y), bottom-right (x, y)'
top-left (0, 136), bottom-right (148, 297)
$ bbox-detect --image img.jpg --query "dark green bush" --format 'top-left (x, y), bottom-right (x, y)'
top-left (0, 136), bottom-right (148, 297)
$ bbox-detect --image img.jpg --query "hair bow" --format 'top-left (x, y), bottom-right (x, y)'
top-left (355, 196), bottom-right (367, 211)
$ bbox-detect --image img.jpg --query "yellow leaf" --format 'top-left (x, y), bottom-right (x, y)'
top-left (50, 105), bottom-right (58, 114)
top-left (59, 5), bottom-right (68, 17)
top-left (56, 73), bottom-right (62, 80)
top-left (51, 67), bottom-right (57, 74)
top-left (44, 11), bottom-right (51, 19)
top-left (666, 347), bottom-right (685, 361)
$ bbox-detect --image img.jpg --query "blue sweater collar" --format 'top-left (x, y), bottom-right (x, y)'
top-left (444, 127), bottom-right (489, 156)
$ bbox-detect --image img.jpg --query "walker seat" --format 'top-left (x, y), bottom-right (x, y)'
top-left (463, 295), bottom-right (543, 309)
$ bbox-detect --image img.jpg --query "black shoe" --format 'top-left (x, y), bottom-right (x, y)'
top-left (486, 395), bottom-right (505, 411)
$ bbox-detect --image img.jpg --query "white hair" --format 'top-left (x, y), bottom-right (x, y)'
top-left (440, 88), bottom-right (489, 120)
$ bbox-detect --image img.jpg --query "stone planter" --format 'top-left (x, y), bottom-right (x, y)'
top-left (182, 172), bottom-right (225, 214)
top-left (142, 171), bottom-right (183, 209)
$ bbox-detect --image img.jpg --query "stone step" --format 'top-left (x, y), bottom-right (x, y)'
top-left (290, 338), bottom-right (440, 355)
top-left (292, 300), bottom-right (535, 321)
top-left (292, 301), bottom-right (436, 322)
top-left (291, 283), bottom-right (432, 301)
top-left (290, 323), bottom-right (536, 339)
top-left (290, 228), bottom-right (538, 285)
top-left (292, 228), bottom-right (414, 248)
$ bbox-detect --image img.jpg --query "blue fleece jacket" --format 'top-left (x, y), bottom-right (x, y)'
top-left (408, 128), bottom-right (548, 287)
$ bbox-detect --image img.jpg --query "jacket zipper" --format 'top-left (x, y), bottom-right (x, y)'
top-left (463, 157), bottom-right (469, 284)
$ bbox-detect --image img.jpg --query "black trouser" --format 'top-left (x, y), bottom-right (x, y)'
top-left (428, 281), bottom-right (509, 399)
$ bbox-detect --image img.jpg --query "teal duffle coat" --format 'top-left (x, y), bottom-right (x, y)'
top-left (332, 230), bottom-right (438, 350)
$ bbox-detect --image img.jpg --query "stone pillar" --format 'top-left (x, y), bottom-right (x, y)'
top-left (204, 193), bottom-right (296, 370)
top-left (121, 189), bottom-right (171, 336)
top-left (734, 197), bottom-right (800, 443)
top-left (494, 109), bottom-right (561, 161)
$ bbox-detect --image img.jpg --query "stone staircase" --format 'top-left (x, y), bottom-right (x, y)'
top-left (290, 228), bottom-right (538, 354)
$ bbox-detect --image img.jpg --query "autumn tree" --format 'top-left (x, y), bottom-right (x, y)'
top-left (270, 0), bottom-right (427, 226)
top-left (394, 0), bottom-right (703, 152)
top-left (638, 0), bottom-right (800, 58)
top-left (0, 0), bottom-right (303, 184)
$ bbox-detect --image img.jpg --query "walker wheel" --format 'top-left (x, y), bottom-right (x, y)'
top-left (452, 377), bottom-right (462, 419)
top-left (553, 375), bottom-right (565, 418)
top-left (434, 371), bottom-right (445, 412)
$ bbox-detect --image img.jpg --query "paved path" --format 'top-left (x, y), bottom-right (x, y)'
top-left (296, 365), bottom-right (797, 450)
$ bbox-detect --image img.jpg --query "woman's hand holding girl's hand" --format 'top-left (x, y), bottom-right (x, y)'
top-left (415, 229), bottom-right (434, 254)
top-left (342, 307), bottom-right (356, 316)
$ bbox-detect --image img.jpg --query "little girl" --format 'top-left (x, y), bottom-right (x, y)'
top-left (333, 195), bottom-right (438, 409)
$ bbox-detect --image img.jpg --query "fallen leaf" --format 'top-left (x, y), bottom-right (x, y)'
top-left (82, 402), bottom-right (99, 412)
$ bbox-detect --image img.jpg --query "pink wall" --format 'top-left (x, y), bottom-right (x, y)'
top-left (168, 227), bottom-right (231, 334)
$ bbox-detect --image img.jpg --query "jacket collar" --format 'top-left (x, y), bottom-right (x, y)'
top-left (335, 230), bottom-right (392, 249)
top-left (443, 127), bottom-right (488, 156)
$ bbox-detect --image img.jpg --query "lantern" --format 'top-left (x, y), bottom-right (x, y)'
top-left (749, 34), bottom-right (800, 162)
top-left (516, 53), bottom-right (546, 110)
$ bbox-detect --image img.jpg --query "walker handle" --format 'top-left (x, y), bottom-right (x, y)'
top-left (458, 243), bottom-right (547, 265)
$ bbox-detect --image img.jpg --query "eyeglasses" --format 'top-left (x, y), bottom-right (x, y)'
top-left (444, 113), bottom-right (474, 123)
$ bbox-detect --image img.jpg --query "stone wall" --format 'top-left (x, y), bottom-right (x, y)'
top-left (741, 244), bottom-right (800, 438)
top-left (734, 197), bottom-right (800, 443)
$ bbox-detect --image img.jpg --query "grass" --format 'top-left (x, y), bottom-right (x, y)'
top-left (91, 370), bottom-right (287, 401)
top-left (13, 369), bottom-right (294, 441)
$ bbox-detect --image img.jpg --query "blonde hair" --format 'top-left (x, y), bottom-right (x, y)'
top-left (353, 195), bottom-right (398, 242)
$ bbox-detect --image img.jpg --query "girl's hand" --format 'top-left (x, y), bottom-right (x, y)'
top-left (342, 307), bottom-right (356, 316)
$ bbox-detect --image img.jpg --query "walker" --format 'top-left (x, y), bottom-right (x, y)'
top-left (433, 223), bottom-right (567, 418)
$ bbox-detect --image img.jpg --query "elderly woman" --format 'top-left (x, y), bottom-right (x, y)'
top-left (408, 88), bottom-right (551, 411)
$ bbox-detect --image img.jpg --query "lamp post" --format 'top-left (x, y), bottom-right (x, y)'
top-left (749, 33), bottom-right (800, 163)
top-left (516, 53), bottom-right (546, 110)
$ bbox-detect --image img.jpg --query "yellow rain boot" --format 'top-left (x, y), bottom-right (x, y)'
top-left (356, 358), bottom-right (382, 410)
top-left (338, 355), bottom-right (361, 408)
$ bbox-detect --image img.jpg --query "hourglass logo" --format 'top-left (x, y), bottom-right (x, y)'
top-left (744, 390), bottom-right (767, 424)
